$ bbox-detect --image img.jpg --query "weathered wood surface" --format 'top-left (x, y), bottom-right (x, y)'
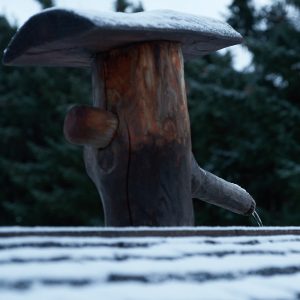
top-left (1, 227), bottom-right (300, 300)
top-left (191, 156), bottom-right (256, 216)
top-left (84, 42), bottom-right (194, 227)
top-left (2, 9), bottom-right (243, 67)
top-left (1, 227), bottom-right (300, 237)
top-left (2, 8), bottom-right (257, 226)
top-left (64, 105), bottom-right (118, 148)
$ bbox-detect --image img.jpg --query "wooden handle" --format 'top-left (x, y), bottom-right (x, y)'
top-left (191, 155), bottom-right (256, 216)
top-left (64, 105), bottom-right (118, 148)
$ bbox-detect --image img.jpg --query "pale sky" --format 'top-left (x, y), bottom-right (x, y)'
top-left (0, 0), bottom-right (271, 70)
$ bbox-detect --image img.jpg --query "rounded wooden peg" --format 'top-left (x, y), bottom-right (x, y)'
top-left (63, 105), bottom-right (118, 148)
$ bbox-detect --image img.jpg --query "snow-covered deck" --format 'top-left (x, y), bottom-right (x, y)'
top-left (1, 227), bottom-right (300, 300)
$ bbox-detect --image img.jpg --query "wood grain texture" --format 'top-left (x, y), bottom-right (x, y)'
top-left (0, 226), bottom-right (300, 238)
top-left (63, 105), bottom-right (118, 148)
top-left (191, 155), bottom-right (256, 216)
top-left (1, 227), bottom-right (300, 237)
top-left (84, 42), bottom-right (194, 226)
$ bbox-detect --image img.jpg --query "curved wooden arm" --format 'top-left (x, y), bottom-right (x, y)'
top-left (191, 155), bottom-right (256, 216)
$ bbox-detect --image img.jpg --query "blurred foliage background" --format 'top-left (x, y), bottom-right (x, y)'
top-left (0, 0), bottom-right (299, 226)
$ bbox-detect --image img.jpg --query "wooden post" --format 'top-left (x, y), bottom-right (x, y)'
top-left (4, 8), bottom-right (254, 226)
top-left (84, 42), bottom-right (194, 226)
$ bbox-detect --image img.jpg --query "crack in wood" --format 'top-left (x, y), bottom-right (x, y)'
top-left (126, 121), bottom-right (133, 226)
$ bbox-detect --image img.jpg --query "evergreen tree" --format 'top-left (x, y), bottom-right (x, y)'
top-left (0, 0), bottom-right (145, 226)
top-left (36, 0), bottom-right (54, 9)
top-left (114, 0), bottom-right (144, 13)
top-left (231, 0), bottom-right (300, 225)
top-left (114, 0), bottom-right (130, 12)
top-left (1, 0), bottom-right (299, 226)
top-left (0, 15), bottom-right (102, 225)
top-left (186, 53), bottom-right (257, 225)
top-left (187, 0), bottom-right (300, 225)
top-left (227, 0), bottom-right (256, 36)
top-left (131, 2), bottom-right (144, 13)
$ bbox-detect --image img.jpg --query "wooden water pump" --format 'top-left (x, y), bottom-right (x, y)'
top-left (3, 9), bottom-right (256, 226)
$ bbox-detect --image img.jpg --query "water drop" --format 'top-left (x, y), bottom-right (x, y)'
top-left (252, 210), bottom-right (263, 227)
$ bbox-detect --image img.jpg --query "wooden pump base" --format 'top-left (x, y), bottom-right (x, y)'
top-left (4, 8), bottom-right (254, 227)
top-left (83, 42), bottom-right (194, 226)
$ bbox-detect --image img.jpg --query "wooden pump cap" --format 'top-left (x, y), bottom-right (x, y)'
top-left (3, 9), bottom-right (243, 67)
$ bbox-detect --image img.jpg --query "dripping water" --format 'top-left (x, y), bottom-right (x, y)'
top-left (252, 210), bottom-right (263, 227)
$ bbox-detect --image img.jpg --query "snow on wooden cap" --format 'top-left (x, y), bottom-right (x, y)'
top-left (3, 8), bottom-right (243, 67)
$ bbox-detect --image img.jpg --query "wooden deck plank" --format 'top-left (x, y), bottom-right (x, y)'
top-left (1, 227), bottom-right (300, 300)
top-left (1, 227), bottom-right (300, 237)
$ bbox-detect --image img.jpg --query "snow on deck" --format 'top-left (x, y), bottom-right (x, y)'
top-left (0, 227), bottom-right (300, 300)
